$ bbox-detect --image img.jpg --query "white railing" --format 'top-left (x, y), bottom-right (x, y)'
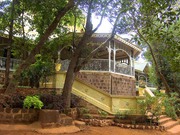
top-left (61, 59), bottom-right (134, 76)
top-left (0, 57), bottom-right (21, 70)
top-left (115, 63), bottom-right (132, 75)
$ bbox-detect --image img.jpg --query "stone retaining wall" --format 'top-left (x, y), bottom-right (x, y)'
top-left (76, 72), bottom-right (136, 96)
top-left (0, 87), bottom-right (60, 95)
top-left (80, 118), bottom-right (165, 131)
top-left (39, 109), bottom-right (73, 128)
top-left (0, 108), bottom-right (39, 123)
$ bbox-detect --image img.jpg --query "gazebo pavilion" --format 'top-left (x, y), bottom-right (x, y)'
top-left (60, 33), bottom-right (141, 96)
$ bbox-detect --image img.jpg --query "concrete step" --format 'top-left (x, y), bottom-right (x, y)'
top-left (159, 115), bottom-right (168, 119)
top-left (158, 117), bottom-right (172, 125)
top-left (161, 120), bottom-right (179, 130)
top-left (167, 124), bottom-right (180, 134)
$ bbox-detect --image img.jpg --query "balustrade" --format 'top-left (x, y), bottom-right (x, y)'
top-left (60, 59), bottom-right (134, 76)
top-left (0, 57), bottom-right (21, 70)
top-left (0, 57), bottom-right (134, 76)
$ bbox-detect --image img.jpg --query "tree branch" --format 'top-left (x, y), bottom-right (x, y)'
top-left (75, 12), bottom-right (121, 71)
top-left (92, 0), bottom-right (112, 33)
top-left (132, 15), bottom-right (171, 93)
top-left (5, 0), bottom-right (75, 93)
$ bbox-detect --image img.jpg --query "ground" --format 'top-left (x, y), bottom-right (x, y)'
top-left (0, 126), bottom-right (179, 135)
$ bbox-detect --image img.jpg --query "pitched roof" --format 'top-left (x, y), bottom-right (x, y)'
top-left (134, 61), bottom-right (149, 72)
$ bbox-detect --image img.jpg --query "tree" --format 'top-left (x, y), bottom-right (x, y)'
top-left (136, 0), bottom-right (180, 95)
top-left (5, 0), bottom-right (75, 93)
top-left (61, 0), bottom-right (132, 108)
top-left (114, 0), bottom-right (180, 94)
top-left (0, 0), bottom-right (16, 88)
top-left (143, 19), bottom-right (180, 95)
top-left (20, 54), bottom-right (54, 88)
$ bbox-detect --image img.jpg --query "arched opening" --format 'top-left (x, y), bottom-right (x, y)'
top-left (115, 49), bottom-right (131, 75)
top-left (138, 75), bottom-right (147, 87)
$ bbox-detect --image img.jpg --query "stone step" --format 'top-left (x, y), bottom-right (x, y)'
top-left (59, 113), bottom-right (67, 118)
top-left (161, 120), bottom-right (179, 130)
top-left (73, 120), bottom-right (86, 130)
top-left (58, 115), bottom-right (73, 126)
top-left (90, 114), bottom-right (115, 119)
top-left (158, 117), bottom-right (172, 125)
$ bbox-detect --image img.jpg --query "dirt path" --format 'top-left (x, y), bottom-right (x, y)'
top-left (0, 126), bottom-right (179, 135)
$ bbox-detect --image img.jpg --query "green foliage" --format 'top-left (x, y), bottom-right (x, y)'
top-left (82, 114), bottom-right (92, 119)
top-left (128, 0), bottom-right (180, 95)
top-left (137, 92), bottom-right (165, 118)
top-left (115, 110), bottom-right (132, 120)
top-left (78, 107), bottom-right (92, 119)
top-left (20, 54), bottom-right (54, 88)
top-left (98, 109), bottom-right (108, 119)
top-left (148, 65), bottom-right (158, 87)
top-left (79, 107), bottom-right (90, 115)
top-left (138, 92), bottom-right (179, 120)
top-left (163, 93), bottom-right (179, 119)
top-left (23, 95), bottom-right (43, 109)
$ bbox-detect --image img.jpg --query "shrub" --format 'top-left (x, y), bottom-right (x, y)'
top-left (115, 110), bottom-right (131, 120)
top-left (137, 91), bottom-right (179, 120)
top-left (40, 94), bottom-right (64, 110)
top-left (137, 92), bottom-right (164, 117)
top-left (40, 94), bottom-right (82, 111)
top-left (98, 109), bottom-right (108, 119)
top-left (79, 107), bottom-right (89, 115)
top-left (23, 95), bottom-right (43, 109)
top-left (0, 93), bottom-right (25, 108)
top-left (78, 107), bottom-right (92, 119)
top-left (0, 94), bottom-right (12, 108)
top-left (163, 93), bottom-right (179, 120)
top-left (71, 94), bottom-right (82, 108)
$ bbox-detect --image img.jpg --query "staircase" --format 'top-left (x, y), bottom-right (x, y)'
top-left (72, 78), bottom-right (144, 114)
top-left (158, 115), bottom-right (180, 132)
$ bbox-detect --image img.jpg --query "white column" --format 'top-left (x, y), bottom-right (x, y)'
top-left (131, 50), bottom-right (134, 76)
top-left (108, 41), bottom-right (111, 72)
top-left (113, 42), bottom-right (116, 72)
top-left (130, 56), bottom-right (133, 75)
top-left (57, 51), bottom-right (61, 63)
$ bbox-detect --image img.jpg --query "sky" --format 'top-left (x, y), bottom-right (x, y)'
top-left (92, 15), bottom-right (133, 39)
top-left (92, 15), bottom-right (112, 33)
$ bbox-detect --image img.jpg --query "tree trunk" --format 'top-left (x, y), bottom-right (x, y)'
top-left (4, 0), bottom-right (15, 88)
top-left (4, 47), bottom-right (11, 87)
top-left (61, 30), bottom-right (91, 108)
top-left (5, 0), bottom-right (74, 94)
top-left (62, 55), bottom-right (78, 108)
top-left (61, 3), bottom-right (121, 108)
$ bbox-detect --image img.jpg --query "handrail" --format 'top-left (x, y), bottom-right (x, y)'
top-left (40, 72), bottom-right (144, 114)
top-left (145, 85), bottom-right (155, 97)
top-left (73, 77), bottom-right (144, 114)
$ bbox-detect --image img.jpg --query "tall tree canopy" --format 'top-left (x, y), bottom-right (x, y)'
top-left (0, 0), bottom-right (179, 107)
top-left (113, 0), bottom-right (180, 94)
